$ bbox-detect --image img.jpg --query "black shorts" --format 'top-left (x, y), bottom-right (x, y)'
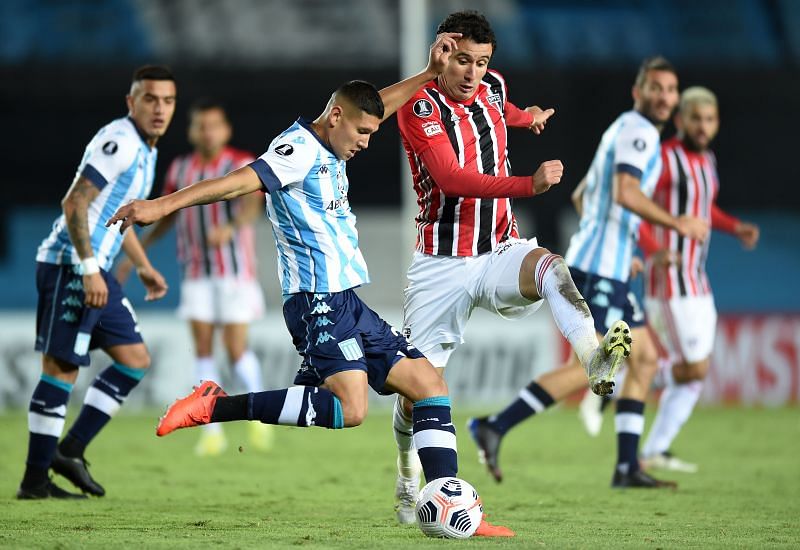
top-left (35, 262), bottom-right (143, 366)
top-left (569, 267), bottom-right (646, 334)
top-left (283, 290), bottom-right (425, 395)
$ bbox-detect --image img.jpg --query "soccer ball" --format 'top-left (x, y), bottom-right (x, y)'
top-left (415, 477), bottom-right (483, 539)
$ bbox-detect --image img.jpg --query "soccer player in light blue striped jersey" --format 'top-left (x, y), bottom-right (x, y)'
top-left (18, 66), bottom-right (174, 499)
top-left (110, 34), bottom-right (514, 536)
top-left (469, 57), bottom-right (709, 490)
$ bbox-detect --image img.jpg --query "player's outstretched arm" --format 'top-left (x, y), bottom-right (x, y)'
top-left (614, 172), bottom-right (709, 241)
top-left (120, 229), bottom-right (168, 301)
top-left (378, 32), bottom-right (461, 122)
top-left (108, 166), bottom-right (262, 232)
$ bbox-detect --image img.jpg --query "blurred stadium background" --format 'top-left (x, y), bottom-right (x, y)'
top-left (1, 0), bottom-right (798, 411)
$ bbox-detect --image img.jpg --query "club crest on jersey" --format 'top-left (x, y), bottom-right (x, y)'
top-left (413, 99), bottom-right (434, 118)
top-left (486, 93), bottom-right (502, 105)
top-left (422, 121), bottom-right (443, 137)
top-left (102, 141), bottom-right (118, 155)
top-left (275, 143), bottom-right (294, 156)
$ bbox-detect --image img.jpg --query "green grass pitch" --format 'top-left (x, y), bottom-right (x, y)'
top-left (1, 405), bottom-right (798, 548)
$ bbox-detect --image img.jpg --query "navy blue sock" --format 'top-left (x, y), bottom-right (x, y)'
top-left (413, 396), bottom-right (458, 482)
top-left (487, 382), bottom-right (555, 436)
top-left (62, 363), bottom-right (145, 457)
top-left (22, 375), bottom-right (73, 488)
top-left (615, 398), bottom-right (645, 474)
top-left (214, 387), bottom-right (344, 429)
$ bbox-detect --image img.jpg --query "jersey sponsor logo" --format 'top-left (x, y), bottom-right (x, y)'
top-left (413, 98), bottom-right (434, 118)
top-left (326, 197), bottom-right (349, 211)
top-left (422, 121), bottom-right (443, 137)
top-left (274, 143), bottom-right (294, 156)
top-left (338, 338), bottom-right (364, 361)
top-left (633, 138), bottom-right (646, 152)
top-left (102, 141), bottom-right (118, 155)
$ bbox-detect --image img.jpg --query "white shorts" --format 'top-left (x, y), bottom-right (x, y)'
top-left (403, 238), bottom-right (544, 368)
top-left (178, 277), bottom-right (266, 325)
top-left (645, 294), bottom-right (717, 364)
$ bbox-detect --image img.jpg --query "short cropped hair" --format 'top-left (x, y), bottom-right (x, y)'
top-left (336, 80), bottom-right (384, 119)
top-left (436, 10), bottom-right (496, 51)
top-left (189, 97), bottom-right (228, 120)
top-left (679, 86), bottom-right (718, 114)
top-left (634, 56), bottom-right (676, 88)
top-left (132, 65), bottom-right (175, 84)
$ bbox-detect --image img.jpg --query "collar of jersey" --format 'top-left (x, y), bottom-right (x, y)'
top-left (297, 117), bottom-right (339, 159)
top-left (428, 77), bottom-right (480, 106)
top-left (126, 116), bottom-right (153, 150)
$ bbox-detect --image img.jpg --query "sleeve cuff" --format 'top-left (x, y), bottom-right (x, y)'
top-left (249, 159), bottom-right (283, 194)
top-left (616, 163), bottom-right (643, 180)
top-left (82, 164), bottom-right (108, 190)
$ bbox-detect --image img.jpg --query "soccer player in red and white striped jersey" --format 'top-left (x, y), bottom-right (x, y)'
top-left (638, 87), bottom-right (759, 472)
top-left (119, 99), bottom-right (270, 456)
top-left (391, 11), bottom-right (633, 523)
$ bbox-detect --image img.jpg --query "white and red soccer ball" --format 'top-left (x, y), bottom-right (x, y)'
top-left (415, 477), bottom-right (483, 539)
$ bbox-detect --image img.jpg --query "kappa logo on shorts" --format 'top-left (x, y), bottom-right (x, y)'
top-left (311, 302), bottom-right (333, 315)
top-left (314, 316), bottom-right (335, 328)
top-left (315, 331), bottom-right (337, 345)
top-left (413, 98), bottom-right (434, 118)
top-left (338, 338), bottom-right (364, 361)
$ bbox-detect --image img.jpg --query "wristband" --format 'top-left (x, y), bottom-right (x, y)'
top-left (81, 257), bottom-right (100, 275)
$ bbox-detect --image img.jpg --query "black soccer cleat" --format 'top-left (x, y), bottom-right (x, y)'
top-left (611, 468), bottom-right (678, 489)
top-left (16, 479), bottom-right (88, 500)
top-left (51, 448), bottom-right (106, 496)
top-left (468, 417), bottom-right (504, 483)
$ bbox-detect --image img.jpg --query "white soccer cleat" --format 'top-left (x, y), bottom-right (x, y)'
top-left (578, 390), bottom-right (604, 437)
top-left (641, 452), bottom-right (698, 474)
top-left (586, 320), bottom-right (632, 396)
top-left (394, 455), bottom-right (422, 525)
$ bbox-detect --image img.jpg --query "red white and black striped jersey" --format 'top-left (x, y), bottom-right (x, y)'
top-left (645, 137), bottom-right (719, 299)
top-left (397, 70), bottom-right (534, 257)
top-left (163, 146), bottom-right (259, 280)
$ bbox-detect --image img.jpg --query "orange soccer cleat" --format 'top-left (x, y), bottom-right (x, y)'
top-left (156, 381), bottom-right (227, 437)
top-left (473, 514), bottom-right (515, 537)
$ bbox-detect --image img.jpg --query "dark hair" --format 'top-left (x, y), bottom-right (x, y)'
top-left (189, 97), bottom-right (228, 120)
top-left (132, 65), bottom-right (175, 84)
top-left (336, 80), bottom-right (384, 119)
top-left (436, 10), bottom-right (496, 51)
top-left (634, 56), bottom-right (676, 88)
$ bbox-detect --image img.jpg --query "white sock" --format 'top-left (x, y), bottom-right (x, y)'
top-left (535, 254), bottom-right (598, 366)
top-left (233, 350), bottom-right (263, 393)
top-left (393, 397), bottom-right (419, 479)
top-left (642, 380), bottom-right (703, 457)
top-left (195, 356), bottom-right (223, 434)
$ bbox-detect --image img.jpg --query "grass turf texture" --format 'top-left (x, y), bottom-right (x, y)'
top-left (1, 406), bottom-right (798, 548)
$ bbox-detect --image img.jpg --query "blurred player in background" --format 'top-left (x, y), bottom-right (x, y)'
top-left (469, 57), bottom-right (710, 489)
top-left (118, 99), bottom-right (270, 457)
top-left (109, 34), bottom-right (514, 537)
top-left (637, 87), bottom-right (760, 472)
top-left (391, 10), bottom-right (631, 523)
top-left (17, 66), bottom-right (174, 499)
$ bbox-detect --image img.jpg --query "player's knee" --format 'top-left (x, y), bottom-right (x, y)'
top-left (400, 395), bottom-right (414, 418)
top-left (418, 375), bottom-right (449, 400)
top-left (342, 401), bottom-right (369, 427)
top-left (678, 360), bottom-right (709, 382)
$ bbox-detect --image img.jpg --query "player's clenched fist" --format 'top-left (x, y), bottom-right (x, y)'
top-left (107, 199), bottom-right (165, 232)
top-left (532, 160), bottom-right (563, 195)
top-left (676, 214), bottom-right (709, 242)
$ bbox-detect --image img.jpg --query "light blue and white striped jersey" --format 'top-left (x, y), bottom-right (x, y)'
top-left (37, 117), bottom-right (158, 271)
top-left (565, 110), bottom-right (662, 282)
top-left (249, 118), bottom-right (370, 295)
